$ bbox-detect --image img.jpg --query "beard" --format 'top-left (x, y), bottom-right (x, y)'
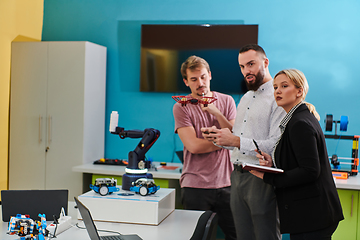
top-left (245, 70), bottom-right (265, 91)
top-left (196, 86), bottom-right (208, 97)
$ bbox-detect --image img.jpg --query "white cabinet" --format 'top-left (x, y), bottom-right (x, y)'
top-left (9, 41), bottom-right (106, 199)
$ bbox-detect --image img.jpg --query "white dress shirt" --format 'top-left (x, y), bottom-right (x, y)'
top-left (231, 80), bottom-right (286, 165)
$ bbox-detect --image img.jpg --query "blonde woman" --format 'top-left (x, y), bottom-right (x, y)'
top-left (251, 69), bottom-right (343, 239)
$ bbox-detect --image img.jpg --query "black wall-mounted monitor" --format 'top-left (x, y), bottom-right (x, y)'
top-left (140, 24), bottom-right (258, 94)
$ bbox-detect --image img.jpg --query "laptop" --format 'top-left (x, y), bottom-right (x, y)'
top-left (74, 197), bottom-right (142, 240)
top-left (1, 189), bottom-right (68, 222)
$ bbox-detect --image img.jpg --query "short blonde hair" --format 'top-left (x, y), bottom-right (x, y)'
top-left (180, 55), bottom-right (210, 80)
top-left (274, 69), bottom-right (320, 121)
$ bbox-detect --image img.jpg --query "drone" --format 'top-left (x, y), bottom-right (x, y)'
top-left (172, 95), bottom-right (217, 107)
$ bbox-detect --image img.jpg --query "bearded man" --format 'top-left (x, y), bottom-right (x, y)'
top-left (201, 44), bottom-right (286, 240)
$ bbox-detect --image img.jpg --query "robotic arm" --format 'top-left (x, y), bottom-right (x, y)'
top-left (113, 127), bottom-right (160, 170)
top-left (109, 111), bottom-right (161, 190)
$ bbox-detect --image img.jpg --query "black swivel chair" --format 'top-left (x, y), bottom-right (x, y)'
top-left (190, 210), bottom-right (219, 240)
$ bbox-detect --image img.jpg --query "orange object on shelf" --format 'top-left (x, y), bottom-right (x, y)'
top-left (157, 166), bottom-right (180, 170)
top-left (332, 171), bottom-right (349, 179)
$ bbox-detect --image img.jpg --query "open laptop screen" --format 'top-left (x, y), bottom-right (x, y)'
top-left (74, 197), bottom-right (102, 240)
top-left (74, 197), bottom-right (143, 240)
top-left (1, 189), bottom-right (68, 222)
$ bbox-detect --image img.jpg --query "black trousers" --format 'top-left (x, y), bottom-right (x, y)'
top-left (181, 187), bottom-right (237, 240)
top-left (230, 170), bottom-right (280, 240)
top-left (290, 222), bottom-right (339, 240)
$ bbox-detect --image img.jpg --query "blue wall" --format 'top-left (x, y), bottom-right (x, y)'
top-left (42, 0), bottom-right (360, 163)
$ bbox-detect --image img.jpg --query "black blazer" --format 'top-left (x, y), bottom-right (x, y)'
top-left (263, 103), bottom-right (344, 234)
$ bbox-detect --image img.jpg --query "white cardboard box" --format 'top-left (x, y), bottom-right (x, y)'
top-left (77, 188), bottom-right (175, 225)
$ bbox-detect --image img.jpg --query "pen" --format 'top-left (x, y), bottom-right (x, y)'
top-left (252, 139), bottom-right (262, 155)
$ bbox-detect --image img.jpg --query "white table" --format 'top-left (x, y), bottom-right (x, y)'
top-left (73, 162), bottom-right (183, 208)
top-left (334, 174), bottom-right (360, 190)
top-left (72, 162), bottom-right (182, 180)
top-left (1, 201), bottom-right (203, 240)
top-left (73, 162), bottom-right (360, 190)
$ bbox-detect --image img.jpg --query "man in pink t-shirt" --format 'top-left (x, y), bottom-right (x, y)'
top-left (173, 55), bottom-right (237, 240)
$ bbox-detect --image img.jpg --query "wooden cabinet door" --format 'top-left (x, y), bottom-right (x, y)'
top-left (45, 42), bottom-right (106, 199)
top-left (45, 42), bottom-right (86, 195)
top-left (9, 42), bottom-right (48, 190)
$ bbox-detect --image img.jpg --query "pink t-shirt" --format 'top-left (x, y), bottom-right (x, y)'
top-left (173, 92), bottom-right (236, 189)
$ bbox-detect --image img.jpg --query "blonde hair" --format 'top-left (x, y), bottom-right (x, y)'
top-left (180, 55), bottom-right (210, 80)
top-left (274, 69), bottom-right (320, 121)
